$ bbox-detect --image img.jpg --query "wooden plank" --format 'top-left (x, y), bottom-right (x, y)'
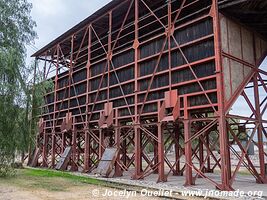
top-left (29, 147), bottom-right (40, 167)
top-left (55, 146), bottom-right (72, 170)
top-left (95, 147), bottom-right (119, 177)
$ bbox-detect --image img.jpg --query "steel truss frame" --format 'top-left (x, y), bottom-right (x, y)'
top-left (33, 0), bottom-right (267, 191)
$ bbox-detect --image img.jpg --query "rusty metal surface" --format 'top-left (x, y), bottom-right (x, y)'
top-left (164, 90), bottom-right (178, 108)
top-left (32, 0), bottom-right (267, 191)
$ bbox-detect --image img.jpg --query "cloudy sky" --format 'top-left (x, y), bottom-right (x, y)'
top-left (25, 0), bottom-right (267, 125)
top-left (26, 0), bottom-right (112, 62)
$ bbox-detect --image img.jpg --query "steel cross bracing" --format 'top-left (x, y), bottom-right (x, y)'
top-left (32, 0), bottom-right (267, 191)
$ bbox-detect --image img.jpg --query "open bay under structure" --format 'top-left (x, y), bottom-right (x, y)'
top-left (31, 0), bottom-right (267, 191)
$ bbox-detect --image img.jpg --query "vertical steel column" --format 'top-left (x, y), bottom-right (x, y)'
top-left (184, 97), bottom-right (194, 186)
top-left (42, 131), bottom-right (48, 167)
top-left (68, 36), bottom-right (74, 113)
top-left (84, 132), bottom-right (91, 172)
top-left (153, 137), bottom-right (159, 173)
top-left (77, 137), bottom-right (81, 167)
top-left (206, 133), bottom-right (213, 173)
top-left (51, 123), bottom-right (55, 168)
top-left (99, 129), bottom-right (104, 158)
top-left (133, 126), bottom-right (142, 179)
top-left (211, 0), bottom-right (231, 190)
top-left (133, 0), bottom-right (142, 180)
top-left (107, 11), bottom-right (112, 104)
top-left (122, 136), bottom-right (127, 166)
top-left (62, 132), bottom-right (65, 154)
top-left (41, 53), bottom-right (47, 168)
top-left (199, 136), bottom-right (204, 174)
top-left (167, 0), bottom-right (172, 91)
top-left (43, 53), bottom-right (47, 80)
top-left (134, 0), bottom-right (139, 122)
top-left (84, 25), bottom-right (92, 172)
top-left (114, 109), bottom-right (123, 177)
top-left (71, 124), bottom-right (78, 171)
top-left (174, 124), bottom-right (182, 175)
top-left (68, 36), bottom-right (74, 170)
top-left (51, 45), bottom-right (60, 168)
top-left (253, 75), bottom-right (267, 182)
top-left (157, 102), bottom-right (166, 182)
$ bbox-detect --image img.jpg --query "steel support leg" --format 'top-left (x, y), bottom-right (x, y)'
top-left (212, 0), bottom-right (232, 190)
top-left (132, 125), bottom-right (142, 179)
top-left (42, 133), bottom-right (48, 167)
top-left (153, 136), bottom-right (159, 174)
top-left (114, 127), bottom-right (123, 177)
top-left (62, 132), bottom-right (66, 154)
top-left (199, 136), bottom-right (204, 175)
top-left (184, 96), bottom-right (194, 186)
top-left (174, 124), bottom-right (182, 176)
top-left (51, 134), bottom-right (56, 168)
top-left (184, 119), bottom-right (194, 186)
top-left (71, 128), bottom-right (78, 171)
top-left (206, 133), bottom-right (213, 173)
top-left (218, 118), bottom-right (232, 190)
top-left (84, 130), bottom-right (90, 172)
top-left (99, 129), bottom-right (104, 158)
top-left (158, 123), bottom-right (167, 182)
top-left (254, 75), bottom-right (267, 183)
top-left (122, 137), bottom-right (127, 166)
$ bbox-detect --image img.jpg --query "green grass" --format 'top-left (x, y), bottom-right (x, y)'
top-left (24, 168), bottom-right (103, 184)
top-left (0, 167), bottom-right (110, 192)
top-left (0, 168), bottom-right (151, 195)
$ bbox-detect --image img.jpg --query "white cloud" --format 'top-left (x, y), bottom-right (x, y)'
top-left (32, 0), bottom-right (67, 16)
top-left (26, 0), bottom-right (112, 60)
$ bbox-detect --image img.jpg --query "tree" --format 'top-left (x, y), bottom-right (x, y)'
top-left (0, 0), bottom-right (36, 176)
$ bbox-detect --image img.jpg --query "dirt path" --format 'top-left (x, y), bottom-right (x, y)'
top-left (0, 168), bottom-right (164, 200)
top-left (0, 183), bottom-right (163, 200)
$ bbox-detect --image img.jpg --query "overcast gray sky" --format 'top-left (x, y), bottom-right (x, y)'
top-left (26, 0), bottom-right (112, 62)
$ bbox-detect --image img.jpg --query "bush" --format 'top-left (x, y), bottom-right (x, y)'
top-left (0, 154), bottom-right (15, 177)
top-left (11, 162), bottom-right (23, 169)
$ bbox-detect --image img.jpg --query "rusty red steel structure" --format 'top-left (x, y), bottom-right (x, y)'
top-left (32, 0), bottom-right (267, 190)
